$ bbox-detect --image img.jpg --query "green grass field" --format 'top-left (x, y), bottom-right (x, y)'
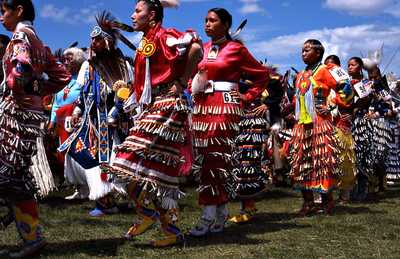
top-left (1, 187), bottom-right (400, 258)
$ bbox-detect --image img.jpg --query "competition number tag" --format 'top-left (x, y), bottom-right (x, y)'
top-left (379, 89), bottom-right (391, 101)
top-left (354, 80), bottom-right (372, 98)
top-left (223, 92), bottom-right (240, 104)
top-left (329, 67), bottom-right (350, 82)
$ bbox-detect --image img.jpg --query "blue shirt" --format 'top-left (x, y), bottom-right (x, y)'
top-left (50, 75), bottom-right (81, 123)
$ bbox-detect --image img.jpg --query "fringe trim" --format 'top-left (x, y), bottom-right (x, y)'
top-left (133, 121), bottom-right (186, 143)
top-left (239, 117), bottom-right (269, 127)
top-left (289, 120), bottom-right (341, 182)
top-left (0, 97), bottom-right (46, 197)
top-left (192, 121), bottom-right (239, 132)
top-left (194, 137), bottom-right (235, 148)
top-left (29, 137), bottom-right (56, 198)
top-left (148, 97), bottom-right (191, 114)
top-left (334, 127), bottom-right (357, 188)
top-left (102, 164), bottom-right (185, 200)
top-left (193, 104), bottom-right (243, 116)
top-left (236, 132), bottom-right (268, 144)
top-left (115, 146), bottom-right (184, 167)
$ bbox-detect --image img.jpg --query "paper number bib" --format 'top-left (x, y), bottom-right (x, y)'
top-left (223, 92), bottom-right (239, 104)
top-left (354, 80), bottom-right (372, 98)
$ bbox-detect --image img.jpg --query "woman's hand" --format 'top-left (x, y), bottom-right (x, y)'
top-left (169, 78), bottom-right (186, 96)
top-left (169, 83), bottom-right (184, 95)
top-left (229, 90), bottom-right (246, 102)
top-left (71, 115), bottom-right (82, 128)
top-left (252, 104), bottom-right (268, 116)
top-left (47, 121), bottom-right (55, 132)
top-left (315, 104), bottom-right (330, 116)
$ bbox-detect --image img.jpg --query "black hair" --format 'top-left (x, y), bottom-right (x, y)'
top-left (348, 56), bottom-right (363, 68)
top-left (1, 0), bottom-right (35, 22)
top-left (304, 39), bottom-right (325, 62)
top-left (324, 54), bottom-right (341, 66)
top-left (0, 34), bottom-right (10, 46)
top-left (138, 0), bottom-right (164, 23)
top-left (208, 8), bottom-right (232, 40)
top-left (348, 56), bottom-right (364, 79)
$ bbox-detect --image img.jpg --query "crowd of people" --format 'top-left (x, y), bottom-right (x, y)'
top-left (0, 0), bottom-right (399, 257)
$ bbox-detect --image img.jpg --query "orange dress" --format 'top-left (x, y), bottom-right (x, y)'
top-left (290, 63), bottom-right (343, 193)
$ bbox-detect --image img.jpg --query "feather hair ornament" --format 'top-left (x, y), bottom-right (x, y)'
top-left (53, 48), bottom-right (63, 63)
top-left (111, 20), bottom-right (134, 32)
top-left (95, 11), bottom-right (120, 41)
top-left (159, 0), bottom-right (180, 8)
top-left (230, 19), bottom-right (247, 41)
top-left (93, 11), bottom-right (136, 50)
top-left (362, 44), bottom-right (383, 70)
top-left (69, 41), bottom-right (79, 48)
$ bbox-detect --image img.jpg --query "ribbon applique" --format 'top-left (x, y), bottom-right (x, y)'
top-left (137, 37), bottom-right (156, 107)
top-left (137, 37), bottom-right (156, 58)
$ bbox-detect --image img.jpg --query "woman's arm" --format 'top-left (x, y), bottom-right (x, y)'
top-left (238, 46), bottom-right (269, 102)
top-left (171, 42), bottom-right (203, 94)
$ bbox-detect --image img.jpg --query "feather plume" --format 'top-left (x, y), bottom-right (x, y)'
top-left (160, 0), bottom-right (180, 8)
top-left (111, 21), bottom-right (134, 32)
top-left (95, 11), bottom-right (120, 41)
top-left (363, 44), bottom-right (384, 70)
top-left (118, 34), bottom-right (137, 51)
top-left (362, 58), bottom-right (377, 70)
top-left (53, 48), bottom-right (64, 63)
top-left (69, 41), bottom-right (79, 48)
top-left (231, 19), bottom-right (247, 40)
top-left (95, 10), bottom-right (136, 50)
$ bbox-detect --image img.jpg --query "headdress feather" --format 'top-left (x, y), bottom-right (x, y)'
top-left (159, 0), bottom-right (180, 8)
top-left (93, 11), bottom-right (136, 50)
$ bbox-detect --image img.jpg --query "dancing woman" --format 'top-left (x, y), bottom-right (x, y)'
top-left (348, 57), bottom-right (372, 200)
top-left (189, 8), bottom-right (269, 236)
top-left (103, 0), bottom-right (202, 247)
top-left (0, 0), bottom-right (71, 256)
top-left (324, 55), bottom-right (356, 204)
top-left (351, 60), bottom-right (392, 200)
top-left (290, 40), bottom-right (352, 216)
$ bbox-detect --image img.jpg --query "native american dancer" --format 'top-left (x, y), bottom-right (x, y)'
top-left (102, 0), bottom-right (202, 247)
top-left (0, 0), bottom-right (71, 257)
top-left (229, 69), bottom-right (284, 224)
top-left (48, 47), bottom-right (88, 200)
top-left (366, 66), bottom-right (392, 193)
top-left (290, 40), bottom-right (353, 216)
top-left (269, 71), bottom-right (296, 188)
top-left (50, 47), bottom-right (86, 147)
top-left (322, 55), bottom-right (356, 204)
top-left (385, 108), bottom-right (400, 183)
top-left (349, 57), bottom-right (374, 201)
top-left (58, 12), bottom-right (134, 216)
top-left (188, 8), bottom-right (269, 236)
top-left (0, 33), bottom-right (13, 233)
top-left (351, 61), bottom-right (392, 200)
top-left (386, 78), bottom-right (400, 183)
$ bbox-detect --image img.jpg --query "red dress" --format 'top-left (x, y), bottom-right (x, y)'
top-left (104, 23), bottom-right (198, 202)
top-left (0, 21), bottom-right (71, 198)
top-left (192, 40), bottom-right (268, 205)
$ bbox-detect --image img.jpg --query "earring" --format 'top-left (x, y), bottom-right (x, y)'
top-left (149, 20), bottom-right (156, 28)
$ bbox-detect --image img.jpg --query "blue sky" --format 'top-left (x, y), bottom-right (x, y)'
top-left (5, 0), bottom-right (400, 75)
